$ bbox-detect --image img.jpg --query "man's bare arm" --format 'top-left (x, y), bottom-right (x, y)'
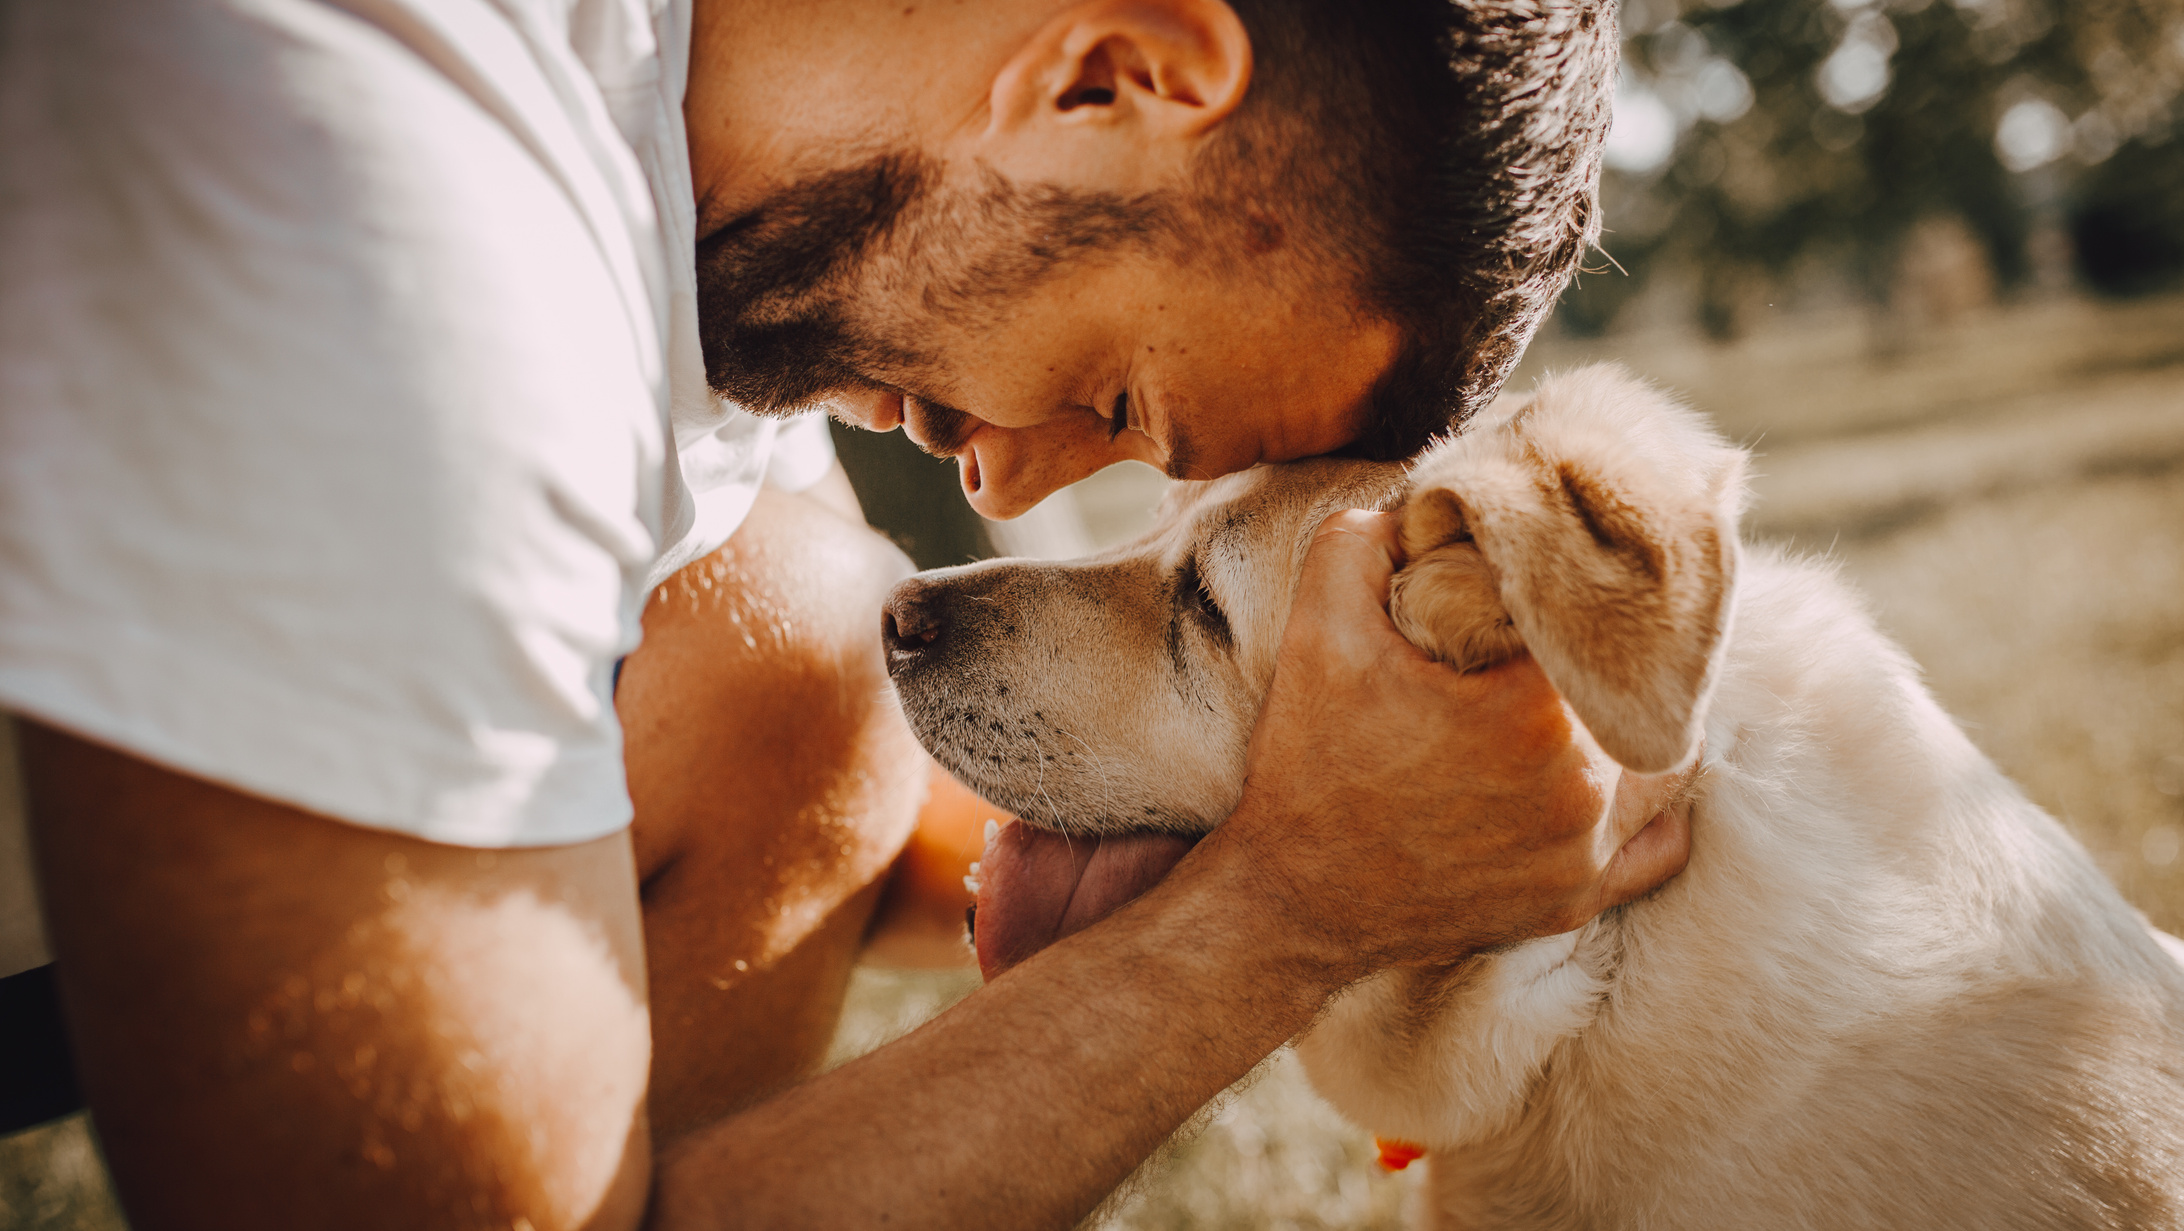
top-left (23, 723), bottom-right (655, 1231)
top-left (653, 818), bottom-right (1348, 1229)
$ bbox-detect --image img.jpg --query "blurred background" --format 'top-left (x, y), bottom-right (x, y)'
top-left (5, 0), bottom-right (2182, 1225)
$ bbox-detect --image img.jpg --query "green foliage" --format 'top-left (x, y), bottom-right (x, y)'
top-left (1565, 0), bottom-right (2184, 335)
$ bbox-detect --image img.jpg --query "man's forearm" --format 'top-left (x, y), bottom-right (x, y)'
top-left (650, 818), bottom-right (1341, 1231)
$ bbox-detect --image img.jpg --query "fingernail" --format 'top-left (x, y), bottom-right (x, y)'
top-left (984, 818), bottom-right (1000, 847)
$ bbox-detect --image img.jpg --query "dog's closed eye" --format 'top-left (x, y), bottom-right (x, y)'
top-left (1175, 555), bottom-right (1232, 650)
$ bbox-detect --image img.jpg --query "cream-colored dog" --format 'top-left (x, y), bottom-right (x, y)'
top-left (883, 365), bottom-right (2184, 1227)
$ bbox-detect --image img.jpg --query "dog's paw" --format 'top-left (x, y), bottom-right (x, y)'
top-left (1389, 491), bottom-right (1526, 675)
top-left (1390, 365), bottom-right (1745, 773)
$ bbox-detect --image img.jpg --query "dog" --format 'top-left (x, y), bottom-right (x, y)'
top-left (881, 365), bottom-right (2184, 1227)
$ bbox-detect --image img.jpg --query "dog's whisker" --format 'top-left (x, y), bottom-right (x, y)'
top-left (1055, 724), bottom-right (1121, 831)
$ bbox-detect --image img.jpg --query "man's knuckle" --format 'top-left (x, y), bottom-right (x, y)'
top-left (1536, 806), bottom-right (1593, 844)
top-left (1540, 856), bottom-right (1595, 904)
top-left (1548, 902), bottom-right (1593, 934)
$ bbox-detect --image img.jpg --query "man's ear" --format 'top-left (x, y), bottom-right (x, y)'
top-left (1394, 367), bottom-right (1746, 774)
top-left (983, 0), bottom-right (1251, 183)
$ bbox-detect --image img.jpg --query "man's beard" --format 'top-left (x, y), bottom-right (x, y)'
top-left (693, 153), bottom-right (933, 416)
top-left (695, 150), bottom-right (1176, 423)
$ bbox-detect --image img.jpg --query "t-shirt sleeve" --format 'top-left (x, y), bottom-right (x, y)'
top-left (0, 0), bottom-right (669, 846)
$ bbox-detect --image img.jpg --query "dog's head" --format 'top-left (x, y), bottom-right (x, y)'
top-left (883, 365), bottom-right (1746, 838)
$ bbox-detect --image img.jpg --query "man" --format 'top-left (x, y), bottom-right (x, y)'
top-left (0, 0), bottom-right (1685, 1227)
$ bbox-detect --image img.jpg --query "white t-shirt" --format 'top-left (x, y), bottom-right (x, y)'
top-left (0, 0), bottom-right (832, 973)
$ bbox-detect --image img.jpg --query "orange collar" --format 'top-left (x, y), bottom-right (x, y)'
top-left (1374, 1137), bottom-right (1426, 1171)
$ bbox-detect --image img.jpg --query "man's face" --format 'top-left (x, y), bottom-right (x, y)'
top-left (695, 155), bottom-right (1402, 518)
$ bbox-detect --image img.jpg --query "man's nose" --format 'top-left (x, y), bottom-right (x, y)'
top-left (959, 418), bottom-right (1155, 520)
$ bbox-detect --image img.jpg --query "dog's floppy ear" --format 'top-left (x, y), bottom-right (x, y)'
top-left (1390, 366), bottom-right (1745, 773)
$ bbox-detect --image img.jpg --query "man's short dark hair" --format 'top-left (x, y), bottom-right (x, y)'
top-left (1200, 0), bottom-right (1619, 459)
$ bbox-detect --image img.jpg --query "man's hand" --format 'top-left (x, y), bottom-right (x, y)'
top-left (1215, 508), bottom-right (1694, 979)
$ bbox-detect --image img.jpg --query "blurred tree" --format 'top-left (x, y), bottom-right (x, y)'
top-left (2071, 131), bottom-right (2184, 295)
top-left (1561, 0), bottom-right (2184, 337)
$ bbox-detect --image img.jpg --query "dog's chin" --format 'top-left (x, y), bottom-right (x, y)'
top-left (972, 819), bottom-right (1201, 981)
top-left (914, 725), bottom-right (1233, 838)
top-left (897, 681), bottom-right (1236, 977)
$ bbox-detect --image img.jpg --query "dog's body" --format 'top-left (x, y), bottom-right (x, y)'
top-left (885, 366), bottom-right (2184, 1227)
top-left (1308, 540), bottom-right (2184, 1226)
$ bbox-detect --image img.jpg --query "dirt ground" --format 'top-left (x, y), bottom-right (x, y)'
top-left (5, 291), bottom-right (2181, 1229)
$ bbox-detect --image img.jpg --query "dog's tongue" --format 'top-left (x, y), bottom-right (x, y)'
top-left (974, 820), bottom-right (1197, 980)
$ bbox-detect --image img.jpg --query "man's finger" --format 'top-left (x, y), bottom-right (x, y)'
top-left (1607, 752), bottom-right (1705, 846)
top-left (1292, 509), bottom-right (1401, 619)
top-left (1597, 800), bottom-right (1694, 910)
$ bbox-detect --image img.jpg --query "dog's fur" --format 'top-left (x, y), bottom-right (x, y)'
top-left (887, 365), bottom-right (2184, 1227)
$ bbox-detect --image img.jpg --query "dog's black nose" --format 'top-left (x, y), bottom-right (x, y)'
top-left (882, 580), bottom-right (947, 660)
